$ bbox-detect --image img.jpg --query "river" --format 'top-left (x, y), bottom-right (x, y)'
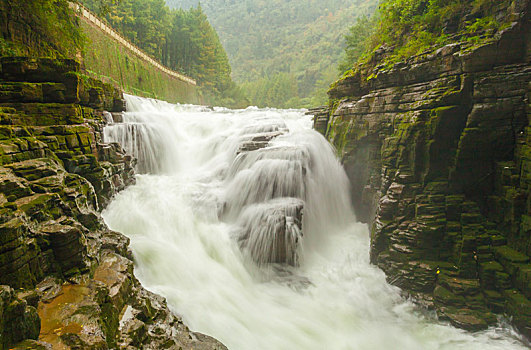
top-left (102, 95), bottom-right (527, 350)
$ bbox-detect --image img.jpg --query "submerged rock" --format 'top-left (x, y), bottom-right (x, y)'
top-left (236, 198), bottom-right (304, 266)
top-left (236, 131), bottom-right (284, 154)
top-left (224, 125), bottom-right (309, 267)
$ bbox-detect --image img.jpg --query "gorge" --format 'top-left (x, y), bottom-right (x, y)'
top-left (1, 0), bottom-right (531, 348)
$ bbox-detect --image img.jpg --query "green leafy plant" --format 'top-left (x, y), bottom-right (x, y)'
top-left (338, 0), bottom-right (513, 74)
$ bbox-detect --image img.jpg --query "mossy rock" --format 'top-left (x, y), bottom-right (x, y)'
top-left (479, 260), bottom-right (504, 272)
top-left (494, 245), bottom-right (530, 267)
top-left (483, 289), bottom-right (505, 313)
top-left (0, 217), bottom-right (26, 245)
top-left (0, 82), bottom-right (68, 104)
top-left (461, 213), bottom-right (484, 225)
top-left (515, 264), bottom-right (531, 299)
top-left (11, 339), bottom-right (50, 350)
top-left (16, 193), bottom-right (57, 220)
top-left (437, 306), bottom-right (490, 331)
top-left (7, 158), bottom-right (59, 181)
top-left (434, 285), bottom-right (466, 306)
top-left (495, 271), bottom-right (512, 289)
top-left (0, 57), bottom-right (80, 83)
top-left (3, 103), bottom-right (85, 126)
top-left (490, 234), bottom-right (507, 246)
top-left (503, 289), bottom-right (531, 336)
top-left (0, 286), bottom-right (40, 349)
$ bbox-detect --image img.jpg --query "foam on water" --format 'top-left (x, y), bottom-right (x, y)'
top-left (102, 95), bottom-right (528, 350)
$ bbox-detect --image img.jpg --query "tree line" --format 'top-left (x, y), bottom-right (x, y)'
top-left (82, 0), bottom-right (248, 107)
top-left (339, 0), bottom-right (512, 73)
top-left (166, 0), bottom-right (378, 108)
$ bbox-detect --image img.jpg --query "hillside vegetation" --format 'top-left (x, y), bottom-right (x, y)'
top-left (81, 19), bottom-right (199, 104)
top-left (82, 0), bottom-right (248, 107)
top-left (167, 0), bottom-right (378, 108)
top-left (339, 0), bottom-right (516, 75)
top-left (0, 0), bottom-right (85, 57)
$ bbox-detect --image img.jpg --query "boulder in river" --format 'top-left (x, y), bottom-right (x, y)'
top-left (236, 198), bottom-right (304, 267)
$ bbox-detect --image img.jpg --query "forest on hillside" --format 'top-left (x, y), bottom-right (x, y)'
top-left (338, 0), bottom-right (514, 75)
top-left (166, 0), bottom-right (378, 108)
top-left (82, 0), bottom-right (248, 107)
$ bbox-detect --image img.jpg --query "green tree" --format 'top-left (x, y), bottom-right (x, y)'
top-left (81, 0), bottom-right (245, 107)
top-left (359, 0), bottom-right (511, 66)
top-left (166, 0), bottom-right (380, 108)
top-left (338, 15), bottom-right (376, 73)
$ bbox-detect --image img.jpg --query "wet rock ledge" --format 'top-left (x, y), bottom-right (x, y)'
top-left (315, 0), bottom-right (531, 338)
top-left (0, 57), bottom-right (226, 350)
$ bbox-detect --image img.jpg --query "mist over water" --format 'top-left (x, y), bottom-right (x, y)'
top-left (102, 95), bottom-right (527, 350)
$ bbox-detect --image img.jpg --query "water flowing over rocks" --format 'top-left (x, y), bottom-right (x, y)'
top-left (314, 0), bottom-right (531, 337)
top-left (225, 139), bottom-right (307, 265)
top-left (102, 98), bottom-right (528, 349)
top-left (2, 54), bottom-right (528, 349)
top-left (105, 101), bottom-right (313, 267)
top-left (235, 198), bottom-right (304, 266)
top-left (0, 57), bottom-right (226, 349)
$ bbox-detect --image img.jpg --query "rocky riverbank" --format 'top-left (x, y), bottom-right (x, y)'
top-left (0, 57), bottom-right (226, 349)
top-left (315, 0), bottom-right (531, 338)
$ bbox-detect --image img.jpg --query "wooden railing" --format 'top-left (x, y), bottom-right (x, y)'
top-left (70, 2), bottom-right (197, 86)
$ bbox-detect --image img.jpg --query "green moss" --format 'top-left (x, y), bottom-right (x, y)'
top-left (81, 21), bottom-right (199, 104)
top-left (0, 127), bottom-right (14, 140)
top-left (504, 289), bottom-right (531, 317)
top-left (0, 0), bottom-right (86, 58)
top-left (494, 246), bottom-right (530, 264)
top-left (481, 260), bottom-right (504, 273)
top-left (18, 194), bottom-right (55, 217)
top-left (434, 285), bottom-right (466, 305)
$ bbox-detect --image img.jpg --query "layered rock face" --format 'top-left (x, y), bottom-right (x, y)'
top-left (317, 2), bottom-right (531, 337)
top-left (0, 58), bottom-right (225, 349)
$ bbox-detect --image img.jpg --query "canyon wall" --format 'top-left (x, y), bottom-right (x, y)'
top-left (316, 0), bottom-right (531, 337)
top-left (0, 57), bottom-right (224, 350)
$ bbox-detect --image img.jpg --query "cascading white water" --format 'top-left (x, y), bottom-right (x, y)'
top-left (102, 95), bottom-right (527, 350)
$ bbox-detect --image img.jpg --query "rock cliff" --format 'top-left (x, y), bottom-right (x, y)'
top-left (315, 0), bottom-right (531, 337)
top-left (0, 57), bottom-right (225, 350)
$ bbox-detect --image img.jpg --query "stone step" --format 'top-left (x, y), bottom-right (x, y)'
top-left (0, 103), bottom-right (89, 126)
top-left (0, 82), bottom-right (73, 104)
top-left (0, 57), bottom-right (80, 83)
top-left (0, 58), bottom-right (124, 111)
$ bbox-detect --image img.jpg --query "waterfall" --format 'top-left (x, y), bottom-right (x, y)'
top-left (102, 95), bottom-right (526, 350)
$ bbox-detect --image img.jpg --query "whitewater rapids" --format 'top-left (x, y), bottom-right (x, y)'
top-left (102, 95), bottom-right (527, 350)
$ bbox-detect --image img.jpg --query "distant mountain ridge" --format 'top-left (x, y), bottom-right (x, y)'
top-left (166, 0), bottom-right (378, 107)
